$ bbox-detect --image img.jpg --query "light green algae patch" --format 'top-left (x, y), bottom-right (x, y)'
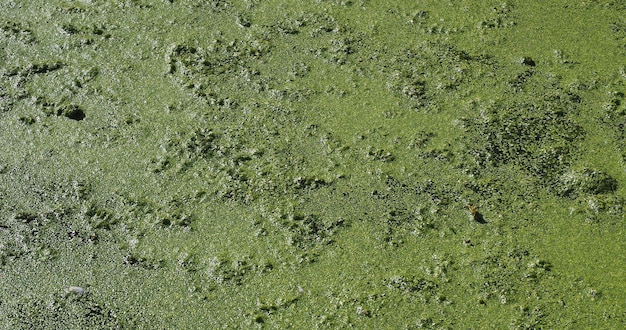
top-left (1, 0), bottom-right (625, 328)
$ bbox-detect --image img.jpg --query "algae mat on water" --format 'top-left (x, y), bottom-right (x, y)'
top-left (1, 0), bottom-right (625, 328)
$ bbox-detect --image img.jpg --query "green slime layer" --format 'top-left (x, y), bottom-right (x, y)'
top-left (1, 0), bottom-right (625, 328)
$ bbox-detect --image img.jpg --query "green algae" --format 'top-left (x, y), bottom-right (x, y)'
top-left (1, 0), bottom-right (625, 328)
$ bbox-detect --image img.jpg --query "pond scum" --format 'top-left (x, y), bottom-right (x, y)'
top-left (0, 0), bottom-right (625, 328)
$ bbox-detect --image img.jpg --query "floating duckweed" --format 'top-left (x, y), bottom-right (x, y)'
top-left (558, 168), bottom-right (618, 197)
top-left (0, 1), bottom-right (624, 329)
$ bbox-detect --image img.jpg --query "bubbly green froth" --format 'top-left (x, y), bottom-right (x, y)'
top-left (1, 0), bottom-right (625, 328)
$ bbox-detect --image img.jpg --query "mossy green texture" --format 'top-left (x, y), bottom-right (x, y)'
top-left (1, 0), bottom-right (625, 328)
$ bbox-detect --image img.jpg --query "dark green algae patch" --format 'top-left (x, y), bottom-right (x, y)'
top-left (1, 0), bottom-right (626, 328)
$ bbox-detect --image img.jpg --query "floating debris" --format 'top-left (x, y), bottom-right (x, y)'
top-left (66, 286), bottom-right (85, 295)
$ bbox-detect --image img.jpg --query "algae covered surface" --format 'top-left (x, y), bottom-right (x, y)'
top-left (1, 0), bottom-right (626, 328)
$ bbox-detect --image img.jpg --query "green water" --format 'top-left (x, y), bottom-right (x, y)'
top-left (1, 0), bottom-right (625, 328)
